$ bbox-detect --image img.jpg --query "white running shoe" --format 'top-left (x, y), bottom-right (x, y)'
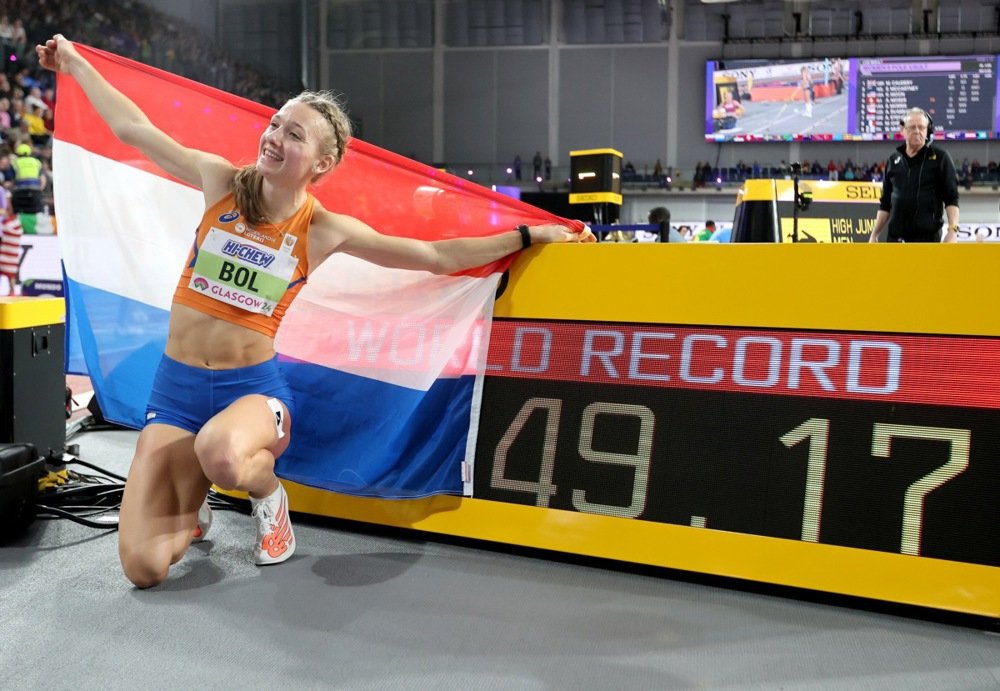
top-left (250, 483), bottom-right (295, 565)
top-left (191, 498), bottom-right (212, 543)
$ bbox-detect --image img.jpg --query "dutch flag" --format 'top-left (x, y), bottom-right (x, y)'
top-left (54, 44), bottom-right (563, 498)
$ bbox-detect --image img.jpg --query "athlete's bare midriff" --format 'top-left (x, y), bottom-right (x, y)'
top-left (164, 303), bottom-right (276, 369)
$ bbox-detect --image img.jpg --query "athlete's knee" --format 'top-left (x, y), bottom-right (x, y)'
top-left (119, 546), bottom-right (170, 589)
top-left (194, 425), bottom-right (243, 489)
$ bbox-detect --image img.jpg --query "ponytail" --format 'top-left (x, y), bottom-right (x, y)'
top-left (231, 164), bottom-right (267, 226)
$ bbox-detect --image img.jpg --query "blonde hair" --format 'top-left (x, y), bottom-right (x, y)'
top-left (232, 90), bottom-right (353, 225)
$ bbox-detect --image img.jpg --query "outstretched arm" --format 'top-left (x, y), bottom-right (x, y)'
top-left (36, 35), bottom-right (233, 191)
top-left (308, 209), bottom-right (593, 275)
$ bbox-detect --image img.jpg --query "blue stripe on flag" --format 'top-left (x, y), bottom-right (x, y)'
top-left (276, 360), bottom-right (472, 497)
top-left (64, 276), bottom-right (472, 497)
top-left (64, 277), bottom-right (169, 429)
top-left (64, 265), bottom-right (88, 376)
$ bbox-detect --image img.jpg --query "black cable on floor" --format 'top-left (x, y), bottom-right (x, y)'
top-left (70, 457), bottom-right (127, 483)
top-left (36, 451), bottom-right (249, 531)
top-left (35, 503), bottom-right (121, 529)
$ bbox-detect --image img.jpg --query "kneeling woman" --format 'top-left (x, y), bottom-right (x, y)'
top-left (37, 34), bottom-right (593, 588)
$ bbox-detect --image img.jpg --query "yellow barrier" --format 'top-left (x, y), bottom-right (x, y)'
top-left (258, 244), bottom-right (1000, 619)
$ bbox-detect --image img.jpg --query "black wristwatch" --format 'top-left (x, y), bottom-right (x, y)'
top-left (517, 224), bottom-right (531, 249)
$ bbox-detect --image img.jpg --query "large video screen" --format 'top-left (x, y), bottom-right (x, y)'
top-left (706, 55), bottom-right (1000, 142)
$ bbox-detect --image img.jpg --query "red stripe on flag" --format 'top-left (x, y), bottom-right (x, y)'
top-left (55, 43), bottom-right (572, 277)
top-left (486, 320), bottom-right (1000, 409)
top-left (55, 47), bottom-right (269, 180)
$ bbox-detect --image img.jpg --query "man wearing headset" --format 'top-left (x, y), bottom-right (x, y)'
top-left (869, 107), bottom-right (960, 243)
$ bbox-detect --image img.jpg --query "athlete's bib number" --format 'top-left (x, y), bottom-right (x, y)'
top-left (188, 227), bottom-right (298, 316)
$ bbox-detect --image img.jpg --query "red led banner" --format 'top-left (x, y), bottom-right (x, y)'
top-left (486, 320), bottom-right (1000, 409)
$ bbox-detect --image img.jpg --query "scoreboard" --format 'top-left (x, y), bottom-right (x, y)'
top-left (280, 242), bottom-right (1000, 620)
top-left (857, 56), bottom-right (996, 137)
top-left (707, 53), bottom-right (1000, 141)
top-left (475, 322), bottom-right (998, 569)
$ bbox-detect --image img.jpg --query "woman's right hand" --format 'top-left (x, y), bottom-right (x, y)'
top-left (35, 34), bottom-right (79, 74)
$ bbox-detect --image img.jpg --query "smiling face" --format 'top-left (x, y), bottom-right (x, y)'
top-left (256, 101), bottom-right (336, 185)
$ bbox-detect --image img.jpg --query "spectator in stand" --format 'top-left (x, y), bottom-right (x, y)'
top-left (7, 95), bottom-right (24, 133)
top-left (0, 151), bottom-right (13, 185)
top-left (12, 111), bottom-right (31, 145)
top-left (10, 142), bottom-right (45, 216)
top-left (827, 159), bottom-right (838, 181)
top-left (40, 87), bottom-right (55, 112)
top-left (0, 15), bottom-right (14, 54)
top-left (24, 86), bottom-right (48, 114)
top-left (23, 104), bottom-right (50, 146)
top-left (13, 67), bottom-right (39, 93)
top-left (692, 220), bottom-right (716, 242)
top-left (0, 184), bottom-right (23, 296)
top-left (0, 97), bottom-right (11, 134)
top-left (9, 0), bottom-right (292, 108)
top-left (9, 18), bottom-right (27, 58)
top-left (648, 205), bottom-right (686, 243)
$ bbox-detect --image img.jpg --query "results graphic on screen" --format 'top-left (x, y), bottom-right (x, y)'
top-left (706, 54), bottom-right (1000, 142)
top-left (473, 319), bottom-right (1000, 569)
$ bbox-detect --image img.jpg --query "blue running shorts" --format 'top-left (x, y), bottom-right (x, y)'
top-left (144, 354), bottom-right (295, 434)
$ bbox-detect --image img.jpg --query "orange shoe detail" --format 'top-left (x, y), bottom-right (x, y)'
top-left (251, 484), bottom-right (295, 565)
top-left (260, 494), bottom-right (293, 558)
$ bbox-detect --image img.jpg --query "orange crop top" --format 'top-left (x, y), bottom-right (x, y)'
top-left (172, 192), bottom-right (315, 338)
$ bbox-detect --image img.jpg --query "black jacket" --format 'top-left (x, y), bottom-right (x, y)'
top-left (879, 143), bottom-right (960, 242)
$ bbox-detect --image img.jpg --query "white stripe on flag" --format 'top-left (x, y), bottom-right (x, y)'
top-left (53, 139), bottom-right (201, 309)
top-left (278, 253), bottom-right (500, 390)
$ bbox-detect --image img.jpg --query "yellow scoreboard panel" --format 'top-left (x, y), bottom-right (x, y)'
top-left (734, 179), bottom-right (882, 243)
top-left (273, 243), bottom-right (1000, 620)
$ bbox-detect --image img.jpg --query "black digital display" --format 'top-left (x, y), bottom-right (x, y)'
top-left (473, 319), bottom-right (1000, 569)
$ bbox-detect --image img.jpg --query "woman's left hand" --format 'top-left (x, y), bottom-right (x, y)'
top-left (527, 223), bottom-right (596, 244)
